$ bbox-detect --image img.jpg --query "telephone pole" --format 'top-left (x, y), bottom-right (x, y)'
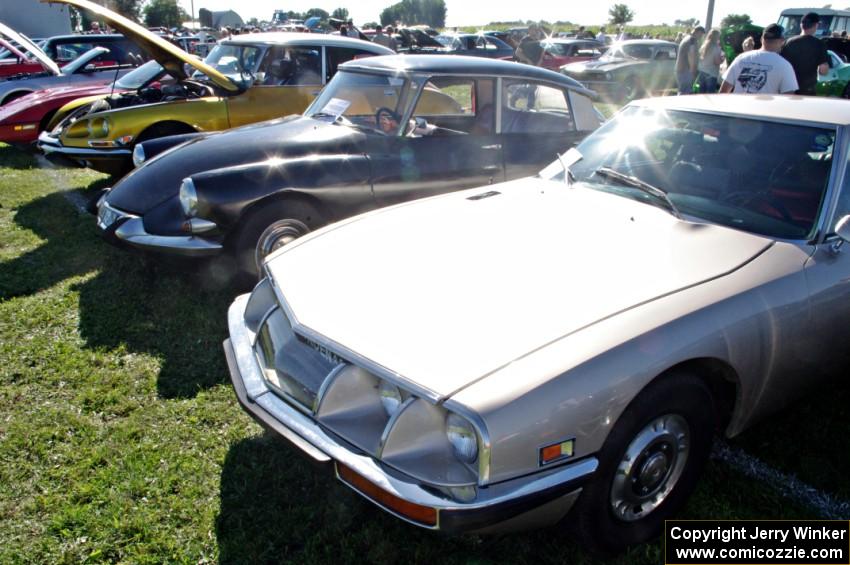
top-left (706, 0), bottom-right (715, 29)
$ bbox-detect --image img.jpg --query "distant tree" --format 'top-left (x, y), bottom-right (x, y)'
top-left (305, 8), bottom-right (330, 20)
top-left (111, 0), bottom-right (142, 20)
top-left (363, 21), bottom-right (379, 29)
top-left (720, 13), bottom-right (753, 28)
top-left (608, 3), bottom-right (635, 25)
top-left (144, 0), bottom-right (183, 27)
top-left (674, 17), bottom-right (699, 28)
top-left (331, 7), bottom-right (350, 20)
top-left (247, 17), bottom-right (259, 26)
top-left (379, 0), bottom-right (445, 27)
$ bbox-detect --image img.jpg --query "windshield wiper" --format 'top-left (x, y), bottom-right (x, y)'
top-left (556, 152), bottom-right (576, 187)
top-left (593, 167), bottom-right (682, 219)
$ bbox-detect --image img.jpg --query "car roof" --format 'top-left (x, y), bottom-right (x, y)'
top-left (614, 39), bottom-right (677, 47)
top-left (340, 54), bottom-right (591, 91)
top-left (223, 32), bottom-right (391, 53)
top-left (633, 94), bottom-right (850, 126)
top-left (542, 38), bottom-right (603, 44)
top-left (781, 7), bottom-right (850, 16)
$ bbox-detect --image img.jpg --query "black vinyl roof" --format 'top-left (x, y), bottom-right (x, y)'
top-left (340, 54), bottom-right (590, 93)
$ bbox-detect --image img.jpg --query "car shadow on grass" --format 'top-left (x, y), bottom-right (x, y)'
top-left (1, 183), bottom-right (239, 399)
top-left (0, 143), bottom-right (38, 169)
top-left (216, 430), bottom-right (821, 565)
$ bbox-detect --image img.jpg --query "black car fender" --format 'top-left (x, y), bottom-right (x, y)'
top-left (136, 131), bottom-right (209, 162)
top-left (188, 153), bottom-right (373, 232)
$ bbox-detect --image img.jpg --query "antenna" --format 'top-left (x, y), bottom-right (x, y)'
top-left (109, 61), bottom-right (120, 98)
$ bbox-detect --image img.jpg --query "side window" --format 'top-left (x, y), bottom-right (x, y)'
top-left (414, 76), bottom-right (474, 116)
top-left (501, 80), bottom-right (574, 134)
top-left (326, 47), bottom-right (370, 81)
top-left (258, 47), bottom-right (321, 86)
top-left (292, 47), bottom-right (322, 85)
top-left (410, 77), bottom-right (494, 135)
top-left (56, 42), bottom-right (94, 62)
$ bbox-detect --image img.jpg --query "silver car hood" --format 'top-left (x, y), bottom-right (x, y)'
top-left (266, 177), bottom-right (773, 399)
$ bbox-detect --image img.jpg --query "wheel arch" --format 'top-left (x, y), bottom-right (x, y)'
top-left (643, 357), bottom-right (740, 436)
top-left (0, 89), bottom-right (33, 106)
top-left (136, 120), bottom-right (198, 143)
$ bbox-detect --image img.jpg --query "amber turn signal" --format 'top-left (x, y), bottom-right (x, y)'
top-left (336, 463), bottom-right (438, 527)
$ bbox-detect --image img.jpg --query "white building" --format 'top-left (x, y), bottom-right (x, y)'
top-left (0, 0), bottom-right (71, 38)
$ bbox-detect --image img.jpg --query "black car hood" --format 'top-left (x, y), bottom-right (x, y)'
top-left (108, 116), bottom-right (366, 214)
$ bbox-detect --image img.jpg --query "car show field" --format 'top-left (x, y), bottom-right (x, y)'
top-left (0, 140), bottom-right (847, 563)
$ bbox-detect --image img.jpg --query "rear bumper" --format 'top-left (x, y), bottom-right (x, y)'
top-left (224, 293), bottom-right (598, 533)
top-left (38, 131), bottom-right (131, 174)
top-left (97, 199), bottom-right (223, 257)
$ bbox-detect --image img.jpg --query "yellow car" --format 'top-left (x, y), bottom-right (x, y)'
top-left (38, 0), bottom-right (392, 176)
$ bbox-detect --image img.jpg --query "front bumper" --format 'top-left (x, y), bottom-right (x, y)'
top-left (38, 131), bottom-right (132, 174)
top-left (224, 293), bottom-right (598, 533)
top-left (0, 123), bottom-right (40, 144)
top-left (97, 199), bottom-right (223, 257)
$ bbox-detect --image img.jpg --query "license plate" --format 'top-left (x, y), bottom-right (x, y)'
top-left (97, 205), bottom-right (120, 230)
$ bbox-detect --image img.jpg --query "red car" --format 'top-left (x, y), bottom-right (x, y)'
top-left (0, 60), bottom-right (163, 144)
top-left (0, 38), bottom-right (46, 77)
top-left (539, 39), bottom-right (606, 71)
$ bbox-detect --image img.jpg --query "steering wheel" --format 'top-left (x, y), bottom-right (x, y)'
top-left (721, 191), bottom-right (794, 223)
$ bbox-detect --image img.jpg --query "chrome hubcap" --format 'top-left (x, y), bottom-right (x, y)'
top-left (254, 220), bottom-right (307, 273)
top-left (610, 414), bottom-right (690, 522)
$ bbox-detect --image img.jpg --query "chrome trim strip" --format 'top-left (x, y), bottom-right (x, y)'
top-left (313, 362), bottom-right (350, 413)
top-left (444, 398), bottom-right (493, 486)
top-left (38, 131), bottom-right (131, 158)
top-left (252, 305), bottom-right (279, 348)
top-left (113, 217), bottom-right (223, 256)
top-left (495, 77), bottom-right (502, 133)
top-left (227, 294), bottom-right (598, 517)
top-left (817, 124), bottom-right (848, 242)
top-left (376, 396), bottom-right (417, 458)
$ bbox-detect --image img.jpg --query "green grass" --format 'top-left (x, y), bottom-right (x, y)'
top-left (0, 144), bottom-right (845, 563)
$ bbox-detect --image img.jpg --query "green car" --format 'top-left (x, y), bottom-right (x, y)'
top-left (817, 50), bottom-right (850, 97)
top-left (720, 24), bottom-right (763, 64)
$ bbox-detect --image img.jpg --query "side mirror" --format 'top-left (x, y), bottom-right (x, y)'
top-left (83, 64), bottom-right (96, 72)
top-left (836, 215), bottom-right (850, 243)
top-left (831, 215), bottom-right (850, 254)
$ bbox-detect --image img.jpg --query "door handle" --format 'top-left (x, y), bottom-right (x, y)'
top-left (482, 144), bottom-right (502, 150)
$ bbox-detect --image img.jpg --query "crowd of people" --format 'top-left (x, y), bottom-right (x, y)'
top-left (676, 12), bottom-right (829, 96)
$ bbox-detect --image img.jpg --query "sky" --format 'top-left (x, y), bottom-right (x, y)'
top-left (175, 0), bottom-right (830, 28)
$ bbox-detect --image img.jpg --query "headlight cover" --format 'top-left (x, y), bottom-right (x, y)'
top-left (446, 413), bottom-right (478, 464)
top-left (132, 144), bottom-right (146, 168)
top-left (179, 177), bottom-right (198, 217)
top-left (87, 117), bottom-right (109, 138)
top-left (378, 380), bottom-right (402, 417)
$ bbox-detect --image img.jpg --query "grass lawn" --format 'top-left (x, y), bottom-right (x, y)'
top-left (0, 143), bottom-right (845, 564)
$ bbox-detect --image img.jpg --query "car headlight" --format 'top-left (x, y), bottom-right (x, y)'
top-left (378, 380), bottom-right (402, 416)
top-left (87, 117), bottom-right (109, 138)
top-left (179, 177), bottom-right (198, 217)
top-left (446, 413), bottom-right (478, 464)
top-left (605, 72), bottom-right (613, 80)
top-left (132, 144), bottom-right (146, 168)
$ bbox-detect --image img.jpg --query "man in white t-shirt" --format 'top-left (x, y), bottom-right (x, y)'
top-left (720, 24), bottom-right (798, 94)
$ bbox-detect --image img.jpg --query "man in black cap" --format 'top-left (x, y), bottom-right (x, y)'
top-left (781, 12), bottom-right (829, 95)
top-left (721, 24), bottom-right (798, 94)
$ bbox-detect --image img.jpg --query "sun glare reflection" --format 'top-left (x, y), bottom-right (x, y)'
top-left (599, 111), bottom-right (665, 155)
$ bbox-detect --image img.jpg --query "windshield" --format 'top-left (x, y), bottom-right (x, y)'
top-left (115, 60), bottom-right (166, 90)
top-left (193, 43), bottom-right (262, 87)
top-left (540, 106), bottom-right (835, 240)
top-left (778, 14), bottom-right (833, 37)
top-left (305, 70), bottom-right (411, 134)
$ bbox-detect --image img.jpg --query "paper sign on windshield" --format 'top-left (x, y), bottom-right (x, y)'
top-left (322, 98), bottom-right (351, 120)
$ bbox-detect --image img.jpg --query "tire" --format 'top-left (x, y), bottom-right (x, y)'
top-left (622, 76), bottom-right (645, 103)
top-left (230, 198), bottom-right (322, 281)
top-left (570, 372), bottom-right (715, 554)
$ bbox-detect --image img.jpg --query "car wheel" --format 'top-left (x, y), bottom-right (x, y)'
top-left (230, 199), bottom-right (321, 281)
top-left (569, 372), bottom-right (715, 554)
top-left (622, 76), bottom-right (645, 102)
